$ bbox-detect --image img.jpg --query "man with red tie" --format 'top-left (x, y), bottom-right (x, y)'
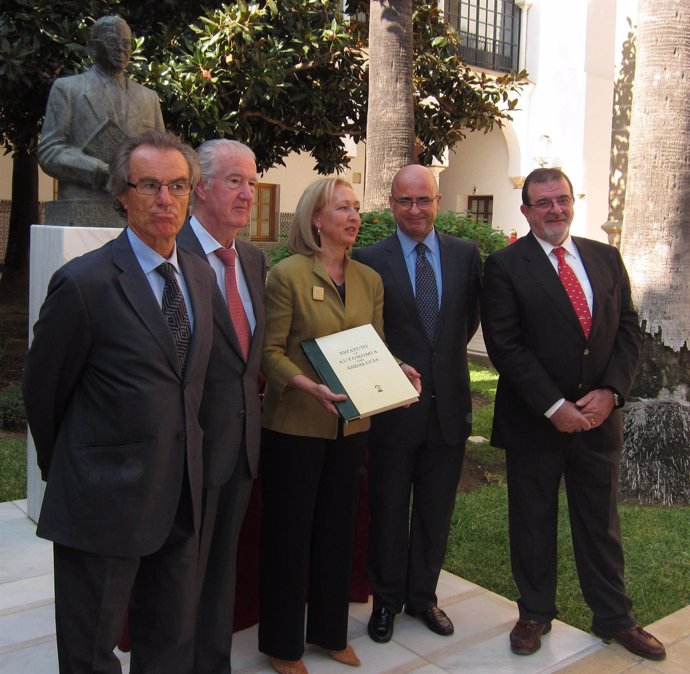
top-left (481, 168), bottom-right (665, 661)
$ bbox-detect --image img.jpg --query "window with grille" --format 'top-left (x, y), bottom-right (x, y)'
top-left (444, 0), bottom-right (521, 74)
top-left (250, 184), bottom-right (277, 241)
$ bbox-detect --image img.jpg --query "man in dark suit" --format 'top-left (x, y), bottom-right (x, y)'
top-left (353, 164), bottom-right (481, 642)
top-left (481, 168), bottom-right (665, 660)
top-left (23, 130), bottom-right (218, 673)
top-left (177, 138), bottom-right (266, 674)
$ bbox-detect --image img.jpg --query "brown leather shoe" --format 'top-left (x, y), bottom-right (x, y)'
top-left (328, 643), bottom-right (361, 667)
top-left (509, 619), bottom-right (552, 655)
top-left (593, 624), bottom-right (666, 661)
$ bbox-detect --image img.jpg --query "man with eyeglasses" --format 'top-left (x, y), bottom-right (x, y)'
top-left (38, 15), bottom-right (164, 225)
top-left (24, 130), bottom-right (219, 673)
top-left (481, 168), bottom-right (665, 660)
top-left (353, 164), bottom-right (481, 643)
top-left (177, 139), bottom-right (267, 673)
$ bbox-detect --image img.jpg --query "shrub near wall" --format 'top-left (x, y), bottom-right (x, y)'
top-left (0, 384), bottom-right (26, 432)
top-left (268, 209), bottom-right (507, 266)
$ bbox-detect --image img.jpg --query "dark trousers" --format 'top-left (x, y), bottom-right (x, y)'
top-left (194, 451), bottom-right (254, 674)
top-left (367, 409), bottom-right (465, 613)
top-left (53, 482), bottom-right (198, 674)
top-left (259, 428), bottom-right (366, 661)
top-left (506, 434), bottom-right (635, 631)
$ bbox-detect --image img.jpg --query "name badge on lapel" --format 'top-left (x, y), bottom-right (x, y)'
top-left (312, 286), bottom-right (325, 301)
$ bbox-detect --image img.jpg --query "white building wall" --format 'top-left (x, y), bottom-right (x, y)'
top-left (260, 141), bottom-right (367, 212)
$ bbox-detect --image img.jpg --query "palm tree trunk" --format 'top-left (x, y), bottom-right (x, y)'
top-left (363, 0), bottom-right (415, 211)
top-left (620, 0), bottom-right (690, 505)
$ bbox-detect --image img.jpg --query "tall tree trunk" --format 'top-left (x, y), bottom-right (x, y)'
top-left (620, 0), bottom-right (690, 505)
top-left (0, 152), bottom-right (37, 301)
top-left (363, 0), bottom-right (415, 211)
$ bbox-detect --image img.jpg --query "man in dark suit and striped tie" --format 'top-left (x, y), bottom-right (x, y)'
top-left (354, 164), bottom-right (481, 643)
top-left (24, 130), bottom-right (218, 673)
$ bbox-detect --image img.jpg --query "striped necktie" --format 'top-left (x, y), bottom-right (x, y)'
top-left (156, 262), bottom-right (192, 371)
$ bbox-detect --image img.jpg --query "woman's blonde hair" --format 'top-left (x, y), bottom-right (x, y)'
top-left (288, 177), bottom-right (354, 255)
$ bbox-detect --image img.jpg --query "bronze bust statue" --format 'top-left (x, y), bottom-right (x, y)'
top-left (38, 16), bottom-right (165, 226)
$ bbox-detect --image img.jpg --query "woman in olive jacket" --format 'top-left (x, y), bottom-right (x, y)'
top-left (259, 178), bottom-right (383, 674)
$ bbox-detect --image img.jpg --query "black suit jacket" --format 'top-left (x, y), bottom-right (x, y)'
top-left (353, 231), bottom-right (481, 447)
top-left (23, 230), bottom-right (217, 556)
top-left (481, 232), bottom-right (641, 452)
top-left (177, 223), bottom-right (266, 484)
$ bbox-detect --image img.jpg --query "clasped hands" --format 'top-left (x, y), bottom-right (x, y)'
top-left (550, 388), bottom-right (616, 433)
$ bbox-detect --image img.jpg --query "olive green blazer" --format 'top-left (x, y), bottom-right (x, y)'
top-left (262, 253), bottom-right (384, 438)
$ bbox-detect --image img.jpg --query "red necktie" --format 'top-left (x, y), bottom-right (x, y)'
top-left (215, 247), bottom-right (251, 359)
top-left (553, 246), bottom-right (591, 338)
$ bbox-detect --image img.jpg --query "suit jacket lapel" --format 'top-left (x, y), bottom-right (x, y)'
top-left (437, 233), bottom-right (454, 317)
top-left (82, 69), bottom-right (112, 127)
top-left (523, 233), bottom-right (584, 337)
top-left (178, 221), bottom-right (251, 362)
top-left (178, 248), bottom-right (212, 377)
top-left (179, 221), bottom-right (240, 356)
top-left (573, 236), bottom-right (606, 337)
top-left (112, 231), bottom-right (180, 373)
top-left (384, 235), bottom-right (420, 322)
top-left (236, 241), bottom-right (265, 362)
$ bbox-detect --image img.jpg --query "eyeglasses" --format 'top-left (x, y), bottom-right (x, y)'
top-left (391, 195), bottom-right (438, 209)
top-left (127, 180), bottom-right (191, 197)
top-left (526, 196), bottom-right (575, 211)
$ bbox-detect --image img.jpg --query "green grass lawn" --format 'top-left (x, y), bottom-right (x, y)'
top-left (0, 434), bottom-right (26, 502)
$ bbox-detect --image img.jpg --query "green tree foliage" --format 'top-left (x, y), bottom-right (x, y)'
top-left (136, 0), bottom-right (526, 173)
top-left (142, 0), bottom-right (367, 174)
top-left (0, 2), bottom-right (89, 156)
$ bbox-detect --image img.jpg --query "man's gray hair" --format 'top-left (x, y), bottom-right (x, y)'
top-left (196, 139), bottom-right (256, 188)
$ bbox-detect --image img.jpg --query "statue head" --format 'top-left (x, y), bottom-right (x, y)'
top-left (89, 16), bottom-right (132, 75)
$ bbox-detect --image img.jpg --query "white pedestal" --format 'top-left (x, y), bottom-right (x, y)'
top-left (26, 225), bottom-right (122, 522)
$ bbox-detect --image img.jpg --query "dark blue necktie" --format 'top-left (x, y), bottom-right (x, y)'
top-left (156, 262), bottom-right (191, 372)
top-left (415, 243), bottom-right (439, 344)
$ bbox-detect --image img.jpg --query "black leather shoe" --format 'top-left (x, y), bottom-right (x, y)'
top-left (406, 606), bottom-right (454, 636)
top-left (368, 607), bottom-right (394, 643)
